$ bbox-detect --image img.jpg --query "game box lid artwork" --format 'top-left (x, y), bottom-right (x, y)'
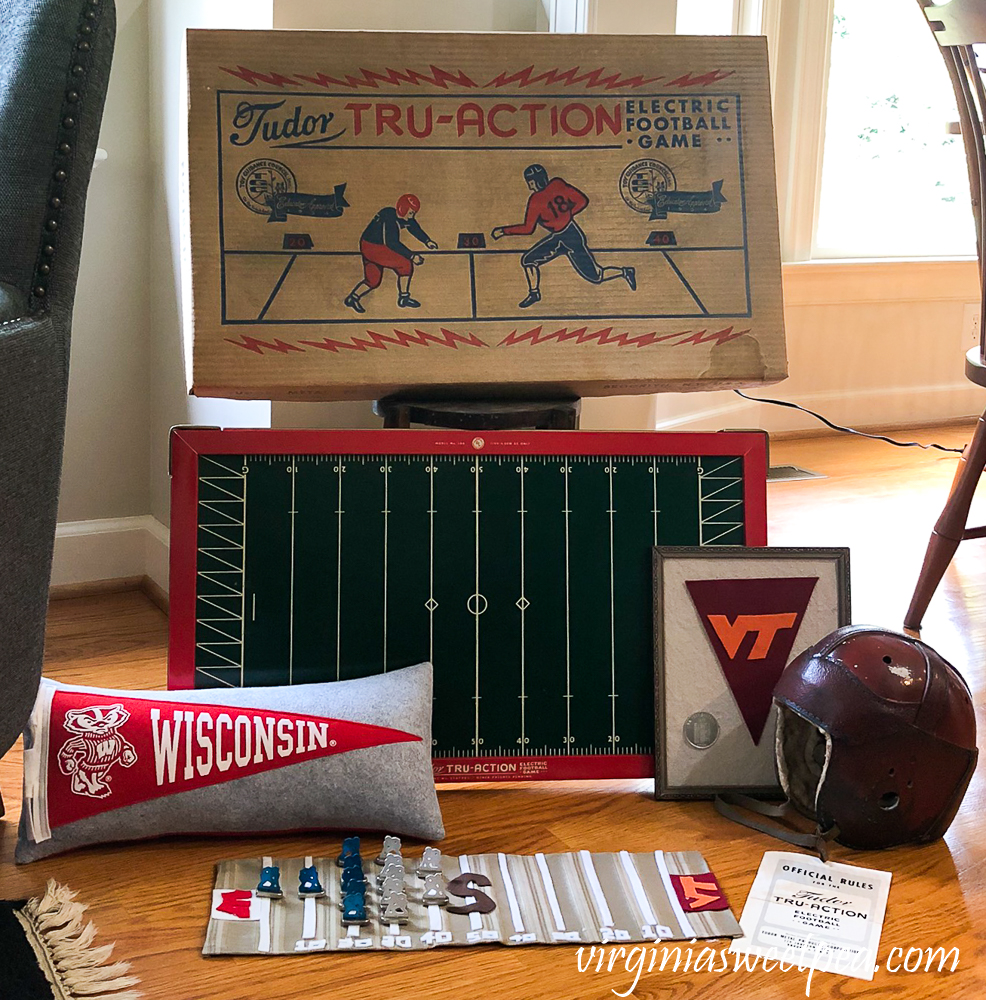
top-left (184, 30), bottom-right (786, 400)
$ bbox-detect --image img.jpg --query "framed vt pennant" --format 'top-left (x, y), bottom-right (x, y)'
top-left (653, 547), bottom-right (850, 799)
top-left (168, 428), bottom-right (767, 782)
top-left (184, 30), bottom-right (785, 400)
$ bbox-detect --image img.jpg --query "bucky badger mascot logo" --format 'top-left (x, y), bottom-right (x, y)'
top-left (57, 704), bottom-right (137, 798)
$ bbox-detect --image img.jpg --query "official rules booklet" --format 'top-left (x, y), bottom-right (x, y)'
top-left (728, 851), bottom-right (892, 982)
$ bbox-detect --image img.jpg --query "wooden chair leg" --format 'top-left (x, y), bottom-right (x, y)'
top-left (905, 412), bottom-right (986, 630)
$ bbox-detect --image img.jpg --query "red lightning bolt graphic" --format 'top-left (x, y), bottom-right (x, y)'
top-left (299, 328), bottom-right (488, 352)
top-left (219, 65), bottom-right (302, 88)
top-left (666, 69), bottom-right (736, 86)
top-left (225, 336), bottom-right (306, 355)
top-left (483, 66), bottom-right (663, 90)
top-left (217, 63), bottom-right (731, 91)
top-left (224, 65), bottom-right (477, 90)
top-left (497, 325), bottom-right (748, 348)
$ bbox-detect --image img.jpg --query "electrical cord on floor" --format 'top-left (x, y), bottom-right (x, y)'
top-left (733, 390), bottom-right (966, 454)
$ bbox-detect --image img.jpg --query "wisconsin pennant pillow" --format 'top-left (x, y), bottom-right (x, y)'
top-left (16, 663), bottom-right (443, 863)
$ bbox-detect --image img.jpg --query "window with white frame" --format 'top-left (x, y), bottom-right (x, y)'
top-left (683, 0), bottom-right (976, 261)
top-left (813, 0), bottom-right (975, 258)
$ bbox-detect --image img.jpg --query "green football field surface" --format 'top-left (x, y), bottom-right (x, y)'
top-left (193, 451), bottom-right (749, 763)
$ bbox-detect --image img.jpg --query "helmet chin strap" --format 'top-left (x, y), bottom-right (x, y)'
top-left (714, 792), bottom-right (840, 862)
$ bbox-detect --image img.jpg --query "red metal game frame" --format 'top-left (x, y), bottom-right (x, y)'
top-left (169, 428), bottom-right (767, 781)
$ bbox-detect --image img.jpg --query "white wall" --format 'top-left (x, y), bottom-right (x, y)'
top-left (274, 0), bottom-right (542, 31)
top-left (59, 0), bottom-right (152, 523)
top-left (146, 0), bottom-right (272, 527)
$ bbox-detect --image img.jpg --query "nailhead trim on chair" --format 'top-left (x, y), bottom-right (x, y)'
top-left (29, 0), bottom-right (104, 306)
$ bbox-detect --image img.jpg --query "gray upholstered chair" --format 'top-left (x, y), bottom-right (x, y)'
top-left (0, 0), bottom-right (115, 803)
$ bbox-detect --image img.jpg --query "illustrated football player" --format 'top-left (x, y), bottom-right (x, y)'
top-left (491, 164), bottom-right (636, 308)
top-left (344, 194), bottom-right (438, 312)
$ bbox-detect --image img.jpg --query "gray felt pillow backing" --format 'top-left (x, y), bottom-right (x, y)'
top-left (17, 663), bottom-right (443, 863)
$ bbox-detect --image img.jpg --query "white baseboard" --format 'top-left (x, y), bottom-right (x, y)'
top-left (53, 515), bottom-right (170, 593)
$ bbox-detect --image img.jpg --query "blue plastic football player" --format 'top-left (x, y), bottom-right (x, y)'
top-left (298, 865), bottom-right (324, 898)
top-left (336, 836), bottom-right (361, 867)
top-left (341, 868), bottom-right (366, 894)
top-left (341, 892), bottom-right (368, 925)
top-left (256, 865), bottom-right (283, 899)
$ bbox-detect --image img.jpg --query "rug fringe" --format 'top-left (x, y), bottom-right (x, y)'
top-left (18, 879), bottom-right (142, 1000)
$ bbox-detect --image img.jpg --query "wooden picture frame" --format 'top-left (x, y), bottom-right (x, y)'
top-left (653, 546), bottom-right (850, 800)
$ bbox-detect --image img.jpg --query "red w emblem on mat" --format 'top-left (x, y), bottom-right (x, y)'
top-left (685, 577), bottom-right (818, 744)
top-left (217, 890), bottom-right (254, 919)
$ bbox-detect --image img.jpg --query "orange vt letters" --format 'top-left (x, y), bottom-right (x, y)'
top-left (706, 613), bottom-right (798, 660)
top-left (676, 875), bottom-right (723, 909)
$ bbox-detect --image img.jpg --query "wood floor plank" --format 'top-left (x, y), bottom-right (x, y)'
top-left (2, 425), bottom-right (985, 998)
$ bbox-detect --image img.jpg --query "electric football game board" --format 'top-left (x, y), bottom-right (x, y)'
top-left (169, 429), bottom-right (767, 781)
top-left (204, 836), bottom-right (742, 955)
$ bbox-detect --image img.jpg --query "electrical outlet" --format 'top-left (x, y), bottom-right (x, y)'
top-left (963, 302), bottom-right (981, 348)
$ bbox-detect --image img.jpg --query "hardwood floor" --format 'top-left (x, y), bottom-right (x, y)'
top-left (2, 425), bottom-right (985, 999)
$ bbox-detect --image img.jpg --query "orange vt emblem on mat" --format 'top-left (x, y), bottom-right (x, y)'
top-left (669, 873), bottom-right (729, 912)
top-left (705, 613), bottom-right (799, 660)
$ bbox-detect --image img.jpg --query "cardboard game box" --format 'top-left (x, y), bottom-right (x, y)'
top-left (184, 30), bottom-right (786, 400)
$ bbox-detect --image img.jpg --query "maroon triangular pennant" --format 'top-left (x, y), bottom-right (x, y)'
top-left (685, 577), bottom-right (818, 744)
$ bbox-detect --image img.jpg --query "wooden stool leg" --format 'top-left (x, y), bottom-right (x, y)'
top-left (905, 412), bottom-right (986, 630)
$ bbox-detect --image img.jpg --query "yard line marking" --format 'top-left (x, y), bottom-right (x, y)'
top-left (199, 478), bottom-right (244, 502)
top-left (702, 478), bottom-right (742, 501)
top-left (194, 667), bottom-right (237, 687)
top-left (197, 549), bottom-right (243, 572)
top-left (196, 573), bottom-right (242, 596)
top-left (240, 461), bottom-right (248, 684)
top-left (336, 461), bottom-right (344, 680)
top-left (701, 525), bottom-right (744, 546)
top-left (195, 645), bottom-right (241, 667)
top-left (563, 463), bottom-right (572, 751)
top-left (518, 462), bottom-right (526, 748)
top-left (383, 463), bottom-right (389, 671)
top-left (197, 621), bottom-right (239, 642)
top-left (200, 456), bottom-right (246, 477)
top-left (429, 463), bottom-right (435, 664)
top-left (197, 502), bottom-right (244, 525)
top-left (198, 525), bottom-right (244, 548)
top-left (198, 597), bottom-right (241, 617)
top-left (474, 456), bottom-right (481, 750)
top-left (608, 463), bottom-right (617, 746)
top-left (289, 461), bottom-right (296, 685)
top-left (651, 462), bottom-right (659, 544)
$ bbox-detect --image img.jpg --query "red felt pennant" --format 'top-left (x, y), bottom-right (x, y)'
top-left (685, 576), bottom-right (818, 743)
top-left (45, 690), bottom-right (420, 829)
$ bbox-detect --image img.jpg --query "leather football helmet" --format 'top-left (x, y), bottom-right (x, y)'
top-left (717, 625), bottom-right (978, 853)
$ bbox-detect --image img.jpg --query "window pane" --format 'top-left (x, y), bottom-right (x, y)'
top-left (676, 0), bottom-right (735, 35)
top-left (814, 0), bottom-right (975, 258)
